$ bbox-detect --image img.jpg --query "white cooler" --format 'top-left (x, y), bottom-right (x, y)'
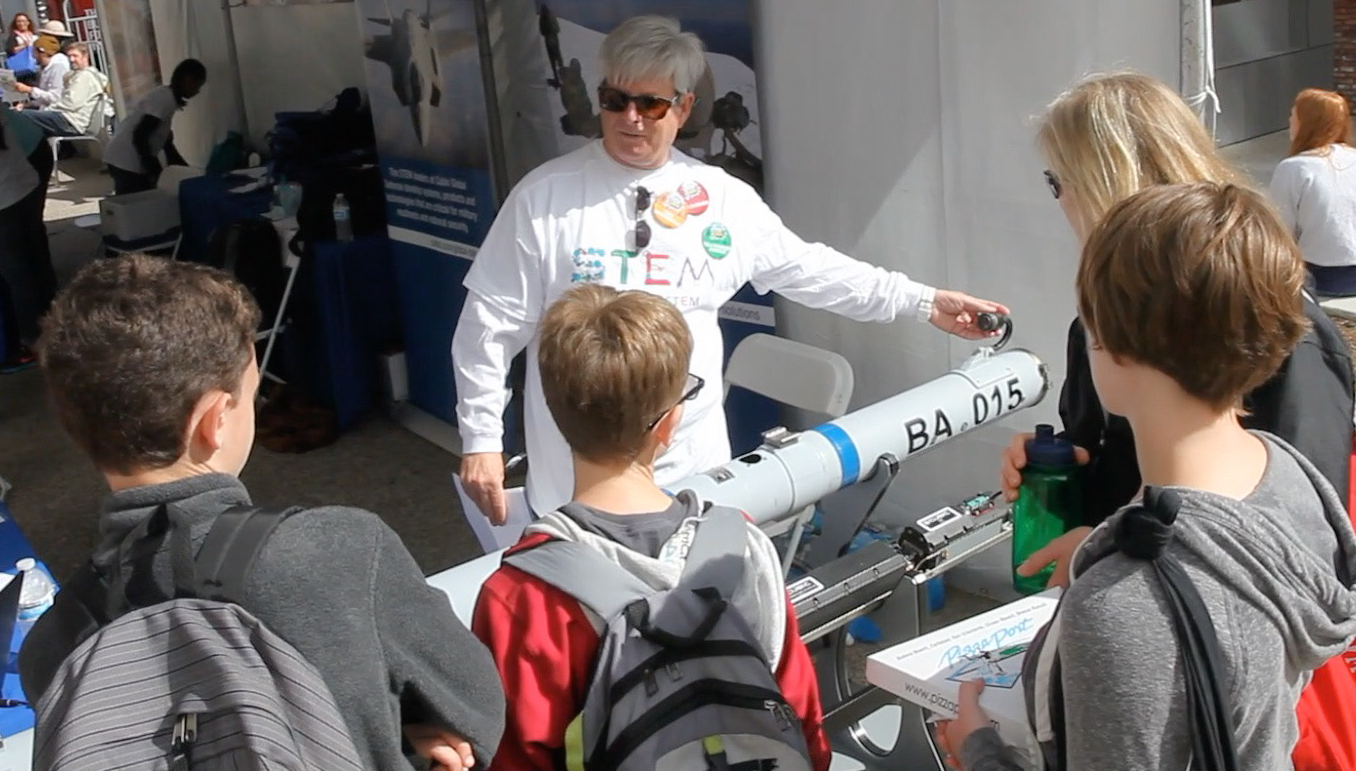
top-left (98, 189), bottom-right (180, 244)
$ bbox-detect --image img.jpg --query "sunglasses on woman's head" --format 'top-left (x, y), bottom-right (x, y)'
top-left (598, 85), bottom-right (681, 120)
top-left (1044, 169), bottom-right (1062, 200)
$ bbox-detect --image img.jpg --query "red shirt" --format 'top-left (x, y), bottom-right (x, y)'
top-left (472, 532), bottom-right (832, 771)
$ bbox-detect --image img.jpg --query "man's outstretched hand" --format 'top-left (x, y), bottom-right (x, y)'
top-left (930, 290), bottom-right (1010, 340)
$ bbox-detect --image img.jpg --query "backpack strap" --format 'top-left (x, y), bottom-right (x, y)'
top-left (192, 505), bottom-right (302, 605)
top-left (502, 540), bottom-right (655, 622)
top-left (1106, 487), bottom-right (1240, 771)
top-left (677, 503), bottom-right (746, 597)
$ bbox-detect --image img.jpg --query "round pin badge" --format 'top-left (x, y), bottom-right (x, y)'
top-left (652, 190), bottom-right (689, 228)
top-left (702, 222), bottom-right (732, 259)
top-left (678, 180), bottom-right (709, 216)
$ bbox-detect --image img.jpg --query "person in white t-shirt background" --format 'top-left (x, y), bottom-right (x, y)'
top-left (452, 15), bottom-right (1011, 523)
top-left (13, 35), bottom-right (70, 110)
top-left (103, 59), bottom-right (206, 195)
top-left (1270, 87), bottom-right (1356, 297)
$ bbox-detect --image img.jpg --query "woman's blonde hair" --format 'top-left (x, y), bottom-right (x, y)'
top-left (1037, 72), bottom-right (1243, 238)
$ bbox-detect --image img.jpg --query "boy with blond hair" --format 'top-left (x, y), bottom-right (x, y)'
top-left (941, 183), bottom-right (1356, 770)
top-left (473, 283), bottom-right (829, 770)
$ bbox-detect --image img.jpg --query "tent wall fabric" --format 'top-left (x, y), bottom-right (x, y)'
top-left (144, 0), bottom-right (365, 166)
top-left (93, 0), bottom-right (161, 118)
top-left (231, 3), bottom-right (366, 152)
top-left (754, 0), bottom-right (1179, 590)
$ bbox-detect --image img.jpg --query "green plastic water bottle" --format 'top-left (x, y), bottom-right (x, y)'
top-left (1012, 424), bottom-right (1082, 594)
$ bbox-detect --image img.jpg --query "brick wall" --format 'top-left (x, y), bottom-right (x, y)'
top-left (1339, 0), bottom-right (1356, 106)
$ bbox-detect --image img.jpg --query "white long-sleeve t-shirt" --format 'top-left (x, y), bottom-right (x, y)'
top-left (452, 141), bottom-right (936, 514)
top-left (28, 52), bottom-right (68, 110)
top-left (1269, 144), bottom-right (1356, 268)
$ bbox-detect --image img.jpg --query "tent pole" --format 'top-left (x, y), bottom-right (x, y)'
top-left (472, 0), bottom-right (509, 206)
top-left (219, 0), bottom-right (251, 148)
top-left (1180, 0), bottom-right (1218, 138)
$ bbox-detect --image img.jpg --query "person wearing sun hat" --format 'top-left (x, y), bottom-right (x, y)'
top-left (37, 20), bottom-right (73, 39)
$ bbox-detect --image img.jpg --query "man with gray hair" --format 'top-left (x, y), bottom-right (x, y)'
top-left (454, 15), bottom-right (1010, 522)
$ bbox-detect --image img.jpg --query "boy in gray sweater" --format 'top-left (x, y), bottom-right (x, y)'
top-left (19, 255), bottom-right (505, 770)
top-left (941, 183), bottom-right (1356, 770)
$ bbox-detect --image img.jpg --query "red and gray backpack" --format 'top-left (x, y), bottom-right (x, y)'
top-left (503, 503), bottom-right (813, 771)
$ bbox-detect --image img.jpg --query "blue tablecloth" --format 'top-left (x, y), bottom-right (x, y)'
top-left (0, 502), bottom-right (47, 739)
top-left (177, 174), bottom-right (273, 265)
top-left (281, 234), bottom-right (400, 429)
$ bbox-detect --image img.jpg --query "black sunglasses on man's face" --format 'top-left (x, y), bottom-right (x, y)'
top-left (598, 84), bottom-right (681, 120)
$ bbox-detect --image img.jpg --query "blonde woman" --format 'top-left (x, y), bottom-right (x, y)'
top-left (973, 72), bottom-right (1356, 771)
top-left (1000, 72), bottom-right (1351, 537)
top-left (1271, 88), bottom-right (1356, 296)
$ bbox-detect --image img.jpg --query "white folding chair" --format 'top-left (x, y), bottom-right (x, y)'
top-left (723, 333), bottom-right (854, 575)
top-left (257, 218), bottom-right (303, 389)
top-left (50, 92), bottom-right (111, 188)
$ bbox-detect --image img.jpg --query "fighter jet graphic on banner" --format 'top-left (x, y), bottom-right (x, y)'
top-left (364, 0), bottom-right (477, 146)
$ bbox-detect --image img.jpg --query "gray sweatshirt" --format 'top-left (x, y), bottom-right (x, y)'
top-left (19, 473), bottom-right (507, 771)
top-left (961, 433), bottom-right (1356, 770)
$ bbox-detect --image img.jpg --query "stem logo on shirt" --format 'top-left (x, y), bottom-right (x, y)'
top-left (702, 223), bottom-right (732, 259)
top-left (652, 190), bottom-right (689, 229)
top-left (571, 248), bottom-right (606, 283)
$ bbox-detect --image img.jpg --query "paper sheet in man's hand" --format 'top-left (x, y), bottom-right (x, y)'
top-left (452, 473), bottom-right (533, 553)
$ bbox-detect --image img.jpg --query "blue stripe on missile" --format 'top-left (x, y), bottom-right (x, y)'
top-left (810, 424), bottom-right (860, 489)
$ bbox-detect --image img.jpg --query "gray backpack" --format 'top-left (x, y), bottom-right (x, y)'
top-left (33, 506), bottom-right (364, 771)
top-left (502, 503), bottom-right (813, 771)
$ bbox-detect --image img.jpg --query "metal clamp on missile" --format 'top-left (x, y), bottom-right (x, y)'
top-left (791, 491), bottom-right (1008, 644)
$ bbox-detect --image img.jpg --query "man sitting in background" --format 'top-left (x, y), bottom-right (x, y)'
top-left (20, 255), bottom-right (506, 771)
top-left (15, 41), bottom-right (105, 137)
top-left (12, 34), bottom-right (68, 110)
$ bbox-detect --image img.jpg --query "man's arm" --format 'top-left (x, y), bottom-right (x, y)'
top-left (452, 293), bottom-right (536, 522)
top-left (452, 294), bottom-right (535, 458)
top-left (164, 131), bottom-right (187, 167)
top-left (131, 115), bottom-right (164, 174)
top-left (29, 58), bottom-right (67, 108)
top-left (453, 188), bottom-right (545, 520)
top-left (739, 185), bottom-right (1005, 335)
top-left (372, 524), bottom-right (506, 766)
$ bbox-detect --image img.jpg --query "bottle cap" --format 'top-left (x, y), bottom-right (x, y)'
top-left (1025, 424), bottom-right (1078, 467)
top-left (15, 558), bottom-right (34, 572)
